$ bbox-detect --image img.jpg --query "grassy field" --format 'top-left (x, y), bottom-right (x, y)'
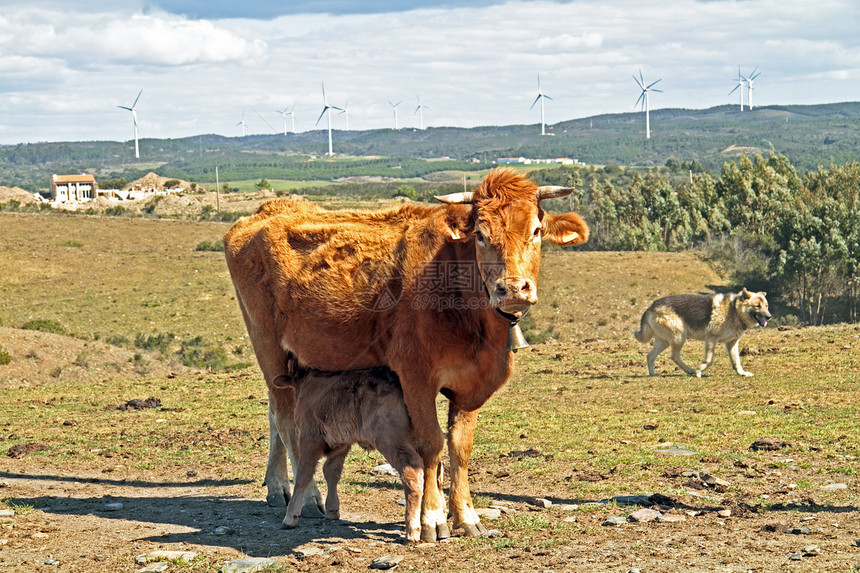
top-left (0, 210), bottom-right (858, 572)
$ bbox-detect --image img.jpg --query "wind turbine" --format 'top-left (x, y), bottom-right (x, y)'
top-left (530, 74), bottom-right (553, 135)
top-left (745, 67), bottom-right (761, 109)
top-left (339, 100), bottom-right (350, 131)
top-left (634, 69), bottom-right (662, 139)
top-left (414, 94), bottom-right (427, 130)
top-left (276, 105), bottom-right (296, 135)
top-left (315, 83), bottom-right (343, 156)
top-left (729, 66), bottom-right (745, 111)
top-left (117, 89), bottom-right (143, 159)
top-left (236, 112), bottom-right (248, 137)
top-left (388, 100), bottom-right (402, 129)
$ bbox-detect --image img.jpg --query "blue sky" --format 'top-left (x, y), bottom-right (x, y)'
top-left (0, 0), bottom-right (858, 145)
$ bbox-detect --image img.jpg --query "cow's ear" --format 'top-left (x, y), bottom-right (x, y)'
top-left (542, 212), bottom-right (589, 246)
top-left (440, 205), bottom-right (473, 242)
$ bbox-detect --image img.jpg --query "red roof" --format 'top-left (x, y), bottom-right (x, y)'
top-left (53, 174), bottom-right (95, 184)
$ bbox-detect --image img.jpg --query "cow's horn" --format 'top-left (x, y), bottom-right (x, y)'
top-left (536, 186), bottom-right (574, 201)
top-left (434, 191), bottom-right (475, 204)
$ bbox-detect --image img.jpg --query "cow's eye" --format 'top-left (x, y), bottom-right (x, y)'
top-left (533, 226), bottom-right (542, 238)
top-left (475, 230), bottom-right (486, 246)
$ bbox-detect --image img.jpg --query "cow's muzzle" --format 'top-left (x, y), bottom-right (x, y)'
top-left (491, 277), bottom-right (537, 318)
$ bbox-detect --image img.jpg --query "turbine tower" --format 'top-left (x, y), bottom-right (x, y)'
top-left (530, 74), bottom-right (553, 135)
top-left (276, 105), bottom-right (296, 135)
top-left (729, 66), bottom-right (745, 111)
top-left (236, 112), bottom-right (248, 137)
top-left (634, 69), bottom-right (662, 139)
top-left (117, 89), bottom-right (143, 159)
top-left (414, 94), bottom-right (427, 130)
top-left (315, 83), bottom-right (343, 156)
top-left (388, 100), bottom-right (402, 130)
top-left (745, 67), bottom-right (761, 109)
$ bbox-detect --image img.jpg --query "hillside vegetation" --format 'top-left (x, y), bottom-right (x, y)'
top-left (2, 102), bottom-right (860, 192)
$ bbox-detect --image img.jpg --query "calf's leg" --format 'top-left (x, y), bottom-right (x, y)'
top-left (282, 435), bottom-right (324, 529)
top-left (322, 445), bottom-right (350, 520)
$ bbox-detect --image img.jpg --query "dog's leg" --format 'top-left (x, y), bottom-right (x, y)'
top-left (647, 339), bottom-right (669, 376)
top-left (669, 340), bottom-right (698, 377)
top-left (726, 340), bottom-right (753, 376)
top-left (697, 339), bottom-right (719, 376)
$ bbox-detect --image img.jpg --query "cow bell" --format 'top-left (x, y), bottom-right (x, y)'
top-left (507, 320), bottom-right (529, 353)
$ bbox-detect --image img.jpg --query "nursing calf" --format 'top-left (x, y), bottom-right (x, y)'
top-left (276, 356), bottom-right (424, 542)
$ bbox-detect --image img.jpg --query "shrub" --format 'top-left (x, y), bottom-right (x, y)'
top-left (22, 319), bottom-right (66, 335)
top-left (0, 347), bottom-right (11, 366)
top-left (134, 332), bottom-right (176, 353)
top-left (195, 238), bottom-right (225, 252)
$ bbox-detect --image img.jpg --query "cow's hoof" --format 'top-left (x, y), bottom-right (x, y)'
top-left (457, 522), bottom-right (487, 538)
top-left (436, 523), bottom-right (451, 540)
top-left (301, 503), bottom-right (326, 518)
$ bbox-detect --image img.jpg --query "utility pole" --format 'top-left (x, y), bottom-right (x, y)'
top-left (215, 166), bottom-right (220, 213)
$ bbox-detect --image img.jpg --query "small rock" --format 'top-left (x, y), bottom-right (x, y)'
top-left (369, 555), bottom-right (404, 570)
top-left (802, 544), bottom-right (821, 556)
top-left (44, 559), bottom-right (60, 566)
top-left (788, 527), bottom-right (810, 535)
top-left (750, 437), bottom-right (791, 451)
top-left (717, 509), bottom-right (732, 518)
top-left (655, 445), bottom-right (698, 456)
top-left (137, 563), bottom-right (168, 573)
top-left (628, 508), bottom-right (661, 523)
top-left (485, 529), bottom-right (504, 537)
top-left (214, 526), bottom-right (234, 535)
top-left (220, 557), bottom-right (278, 573)
top-left (612, 495), bottom-right (652, 506)
top-left (103, 502), bottom-right (123, 511)
top-left (295, 547), bottom-right (327, 558)
top-left (701, 474), bottom-right (731, 488)
top-left (788, 553), bottom-right (803, 561)
top-left (475, 508), bottom-right (501, 520)
top-left (656, 514), bottom-right (686, 523)
top-left (557, 503), bottom-right (579, 511)
top-left (530, 497), bottom-right (553, 509)
top-left (602, 515), bottom-right (627, 526)
top-left (491, 505), bottom-right (516, 515)
top-left (370, 464), bottom-right (400, 477)
top-left (628, 568), bottom-right (641, 573)
top-left (0, 510), bottom-right (14, 517)
top-left (820, 483), bottom-right (848, 491)
top-left (737, 410), bottom-right (757, 415)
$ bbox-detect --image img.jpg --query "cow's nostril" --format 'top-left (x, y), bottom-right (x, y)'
top-left (493, 283), bottom-right (507, 299)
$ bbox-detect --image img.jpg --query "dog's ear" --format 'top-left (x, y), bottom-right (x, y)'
top-left (740, 287), bottom-right (751, 299)
top-left (760, 291), bottom-right (767, 297)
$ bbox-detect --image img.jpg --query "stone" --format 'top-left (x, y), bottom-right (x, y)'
top-left (789, 553), bottom-right (803, 561)
top-left (214, 526), bottom-right (234, 535)
top-left (717, 509), bottom-right (732, 518)
top-left (557, 504), bottom-right (579, 511)
top-left (802, 544), bottom-right (821, 556)
top-left (44, 560), bottom-right (60, 566)
top-left (475, 508), bottom-right (501, 520)
top-left (103, 502), bottom-right (124, 511)
top-left (820, 483), bottom-right (847, 491)
top-left (701, 474), bottom-right (731, 488)
top-left (369, 555), bottom-right (404, 570)
top-left (295, 547), bottom-right (327, 558)
top-left (220, 557), bottom-right (278, 573)
top-left (485, 529), bottom-right (504, 537)
top-left (612, 495), bottom-right (653, 506)
top-left (370, 464), bottom-right (399, 477)
top-left (137, 563), bottom-right (168, 573)
top-left (602, 515), bottom-right (627, 526)
top-left (788, 527), bottom-right (810, 535)
top-left (0, 510), bottom-right (13, 517)
top-left (531, 497), bottom-right (553, 509)
top-left (656, 514), bottom-right (686, 523)
top-left (655, 445), bottom-right (698, 456)
top-left (628, 508), bottom-right (661, 523)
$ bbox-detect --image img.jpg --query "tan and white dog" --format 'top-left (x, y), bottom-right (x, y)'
top-left (634, 288), bottom-right (771, 377)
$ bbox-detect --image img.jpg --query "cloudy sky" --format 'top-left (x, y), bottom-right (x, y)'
top-left (0, 0), bottom-right (858, 145)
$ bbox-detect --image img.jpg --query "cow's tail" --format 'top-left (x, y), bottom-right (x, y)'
top-left (634, 310), bottom-right (654, 343)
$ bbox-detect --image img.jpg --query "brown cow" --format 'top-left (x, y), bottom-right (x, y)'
top-left (276, 355), bottom-right (424, 542)
top-left (224, 167), bottom-right (588, 541)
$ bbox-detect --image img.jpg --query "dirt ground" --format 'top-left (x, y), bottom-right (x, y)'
top-left (2, 444), bottom-right (859, 573)
top-left (1, 331), bottom-right (858, 573)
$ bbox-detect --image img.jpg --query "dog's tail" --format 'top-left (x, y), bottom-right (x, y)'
top-left (634, 310), bottom-right (653, 343)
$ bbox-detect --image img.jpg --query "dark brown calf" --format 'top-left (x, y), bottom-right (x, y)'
top-left (276, 358), bottom-right (424, 542)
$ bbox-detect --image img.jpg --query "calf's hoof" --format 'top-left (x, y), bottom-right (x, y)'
top-left (301, 502), bottom-right (326, 518)
top-left (325, 508), bottom-right (340, 520)
top-left (266, 489), bottom-right (289, 508)
top-left (281, 516), bottom-right (299, 529)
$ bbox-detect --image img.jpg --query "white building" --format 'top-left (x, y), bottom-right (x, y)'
top-left (50, 174), bottom-right (97, 203)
